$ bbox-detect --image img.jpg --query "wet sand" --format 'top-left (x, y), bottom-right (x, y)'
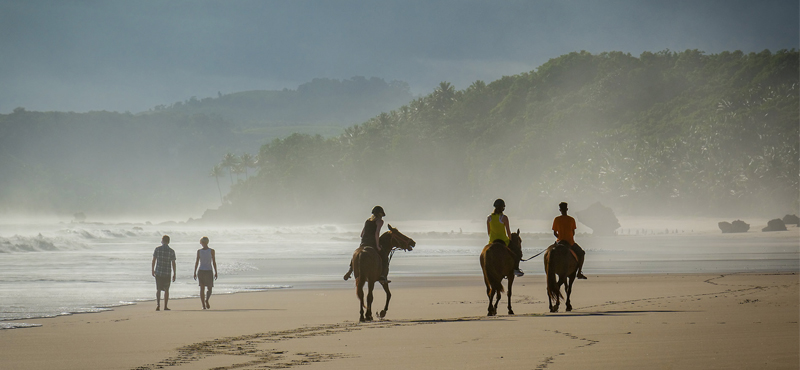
top-left (0, 272), bottom-right (797, 369)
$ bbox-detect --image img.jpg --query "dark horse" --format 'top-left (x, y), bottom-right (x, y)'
top-left (543, 242), bottom-right (579, 312)
top-left (347, 224), bottom-right (415, 322)
top-left (479, 230), bottom-right (523, 316)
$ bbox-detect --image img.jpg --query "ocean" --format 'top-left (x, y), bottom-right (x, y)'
top-left (1, 217), bottom-right (797, 329)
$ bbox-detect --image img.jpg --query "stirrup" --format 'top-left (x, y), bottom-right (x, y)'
top-left (514, 269), bottom-right (524, 277)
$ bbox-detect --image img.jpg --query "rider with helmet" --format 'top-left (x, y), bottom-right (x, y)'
top-left (344, 206), bottom-right (390, 283)
top-left (487, 199), bottom-right (524, 277)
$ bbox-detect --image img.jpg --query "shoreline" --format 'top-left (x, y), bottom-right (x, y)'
top-left (1, 272), bottom-right (797, 369)
top-left (3, 265), bottom-right (798, 328)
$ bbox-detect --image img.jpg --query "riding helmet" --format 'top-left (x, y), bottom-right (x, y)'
top-left (371, 206), bottom-right (386, 216)
top-left (493, 199), bottom-right (505, 208)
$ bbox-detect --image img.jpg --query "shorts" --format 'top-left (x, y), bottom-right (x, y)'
top-left (197, 270), bottom-right (214, 287)
top-left (155, 275), bottom-right (171, 291)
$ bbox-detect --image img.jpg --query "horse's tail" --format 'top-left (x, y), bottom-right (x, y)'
top-left (484, 244), bottom-right (505, 294)
top-left (353, 253), bottom-right (365, 308)
top-left (545, 247), bottom-right (562, 302)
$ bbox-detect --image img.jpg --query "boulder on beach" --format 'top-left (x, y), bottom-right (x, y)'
top-left (762, 218), bottom-right (787, 232)
top-left (782, 214), bottom-right (799, 226)
top-left (575, 202), bottom-right (620, 236)
top-left (718, 220), bottom-right (750, 233)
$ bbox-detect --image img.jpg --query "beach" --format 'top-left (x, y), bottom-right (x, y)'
top-left (1, 272), bottom-right (797, 369)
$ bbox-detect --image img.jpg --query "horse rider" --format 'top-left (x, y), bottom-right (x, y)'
top-left (552, 202), bottom-right (587, 279)
top-left (344, 206), bottom-right (390, 283)
top-left (487, 198), bottom-right (524, 277)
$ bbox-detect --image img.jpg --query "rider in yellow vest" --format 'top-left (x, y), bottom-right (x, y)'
top-left (552, 202), bottom-right (587, 279)
top-left (487, 198), bottom-right (524, 277)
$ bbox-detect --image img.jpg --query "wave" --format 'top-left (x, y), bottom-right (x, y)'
top-left (0, 234), bottom-right (87, 253)
top-left (0, 322), bottom-right (42, 330)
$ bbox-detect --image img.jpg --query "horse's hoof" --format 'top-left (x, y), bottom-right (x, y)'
top-left (508, 310), bottom-right (514, 315)
top-left (378, 310), bottom-right (387, 318)
top-left (566, 306), bottom-right (572, 312)
top-left (359, 317), bottom-right (366, 322)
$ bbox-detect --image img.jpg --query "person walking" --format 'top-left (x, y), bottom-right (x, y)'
top-left (193, 236), bottom-right (218, 309)
top-left (152, 235), bottom-right (176, 311)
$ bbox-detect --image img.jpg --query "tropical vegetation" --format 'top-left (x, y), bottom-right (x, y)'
top-left (213, 49), bottom-right (799, 221)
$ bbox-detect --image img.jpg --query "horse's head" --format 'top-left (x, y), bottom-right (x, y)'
top-left (510, 228), bottom-right (523, 249)
top-left (387, 224), bottom-right (416, 251)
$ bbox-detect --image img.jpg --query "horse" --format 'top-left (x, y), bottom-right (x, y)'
top-left (348, 224), bottom-right (415, 322)
top-left (543, 242), bottom-right (579, 312)
top-left (479, 230), bottom-right (523, 316)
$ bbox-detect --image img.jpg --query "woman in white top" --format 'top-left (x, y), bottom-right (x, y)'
top-left (193, 236), bottom-right (218, 309)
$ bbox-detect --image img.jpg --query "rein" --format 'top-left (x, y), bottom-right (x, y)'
top-left (521, 248), bottom-right (547, 262)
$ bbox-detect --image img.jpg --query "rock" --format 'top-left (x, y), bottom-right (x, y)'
top-left (731, 220), bottom-right (750, 232)
top-left (575, 202), bottom-right (620, 236)
top-left (762, 218), bottom-right (787, 232)
top-left (782, 214), bottom-right (799, 225)
top-left (719, 220), bottom-right (749, 233)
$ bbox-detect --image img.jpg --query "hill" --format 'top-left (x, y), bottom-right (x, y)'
top-left (210, 49), bottom-right (799, 222)
top-left (0, 77), bottom-right (412, 218)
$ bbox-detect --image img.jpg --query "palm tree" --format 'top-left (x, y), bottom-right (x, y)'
top-left (233, 162), bottom-right (246, 183)
top-left (240, 153), bottom-right (257, 180)
top-left (209, 164), bottom-right (225, 205)
top-left (222, 153), bottom-right (239, 185)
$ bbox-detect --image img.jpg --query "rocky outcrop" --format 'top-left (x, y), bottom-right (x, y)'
top-left (782, 214), bottom-right (799, 226)
top-left (575, 202), bottom-right (620, 236)
top-left (762, 218), bottom-right (787, 232)
top-left (718, 220), bottom-right (750, 233)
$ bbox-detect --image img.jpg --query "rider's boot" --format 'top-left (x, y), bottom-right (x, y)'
top-left (577, 258), bottom-right (587, 279)
top-left (513, 256), bottom-right (524, 277)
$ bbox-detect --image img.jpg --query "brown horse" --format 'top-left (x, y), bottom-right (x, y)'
top-left (479, 230), bottom-right (523, 316)
top-left (543, 242), bottom-right (579, 312)
top-left (349, 224), bottom-right (415, 322)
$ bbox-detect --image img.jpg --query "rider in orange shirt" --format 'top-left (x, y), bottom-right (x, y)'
top-left (552, 202), bottom-right (587, 279)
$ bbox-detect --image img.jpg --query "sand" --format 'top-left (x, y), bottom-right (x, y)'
top-left (0, 273), bottom-right (797, 370)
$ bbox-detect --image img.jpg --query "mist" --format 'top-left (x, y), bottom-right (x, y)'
top-left (0, 1), bottom-right (798, 225)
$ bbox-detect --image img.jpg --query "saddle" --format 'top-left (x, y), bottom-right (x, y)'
top-left (554, 241), bottom-right (579, 263)
top-left (492, 239), bottom-right (522, 260)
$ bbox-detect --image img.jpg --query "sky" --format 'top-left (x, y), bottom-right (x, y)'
top-left (1, 0), bottom-right (797, 114)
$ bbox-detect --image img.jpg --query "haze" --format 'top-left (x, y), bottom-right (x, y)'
top-left (1, 0), bottom-right (797, 114)
top-left (0, 0), bottom-right (797, 223)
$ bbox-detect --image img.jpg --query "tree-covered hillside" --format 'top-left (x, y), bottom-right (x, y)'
top-left (214, 49), bottom-right (799, 222)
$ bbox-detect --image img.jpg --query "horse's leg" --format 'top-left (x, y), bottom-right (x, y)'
top-left (378, 280), bottom-right (391, 319)
top-left (489, 281), bottom-right (496, 316)
top-left (506, 275), bottom-right (515, 315)
top-left (365, 280), bottom-right (375, 321)
top-left (486, 286), bottom-right (497, 316)
top-left (566, 275), bottom-right (575, 312)
top-left (357, 279), bottom-right (366, 322)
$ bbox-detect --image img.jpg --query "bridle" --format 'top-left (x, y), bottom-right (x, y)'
top-left (387, 230), bottom-right (413, 262)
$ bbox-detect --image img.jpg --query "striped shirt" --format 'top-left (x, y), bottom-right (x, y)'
top-left (153, 245), bottom-right (176, 277)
